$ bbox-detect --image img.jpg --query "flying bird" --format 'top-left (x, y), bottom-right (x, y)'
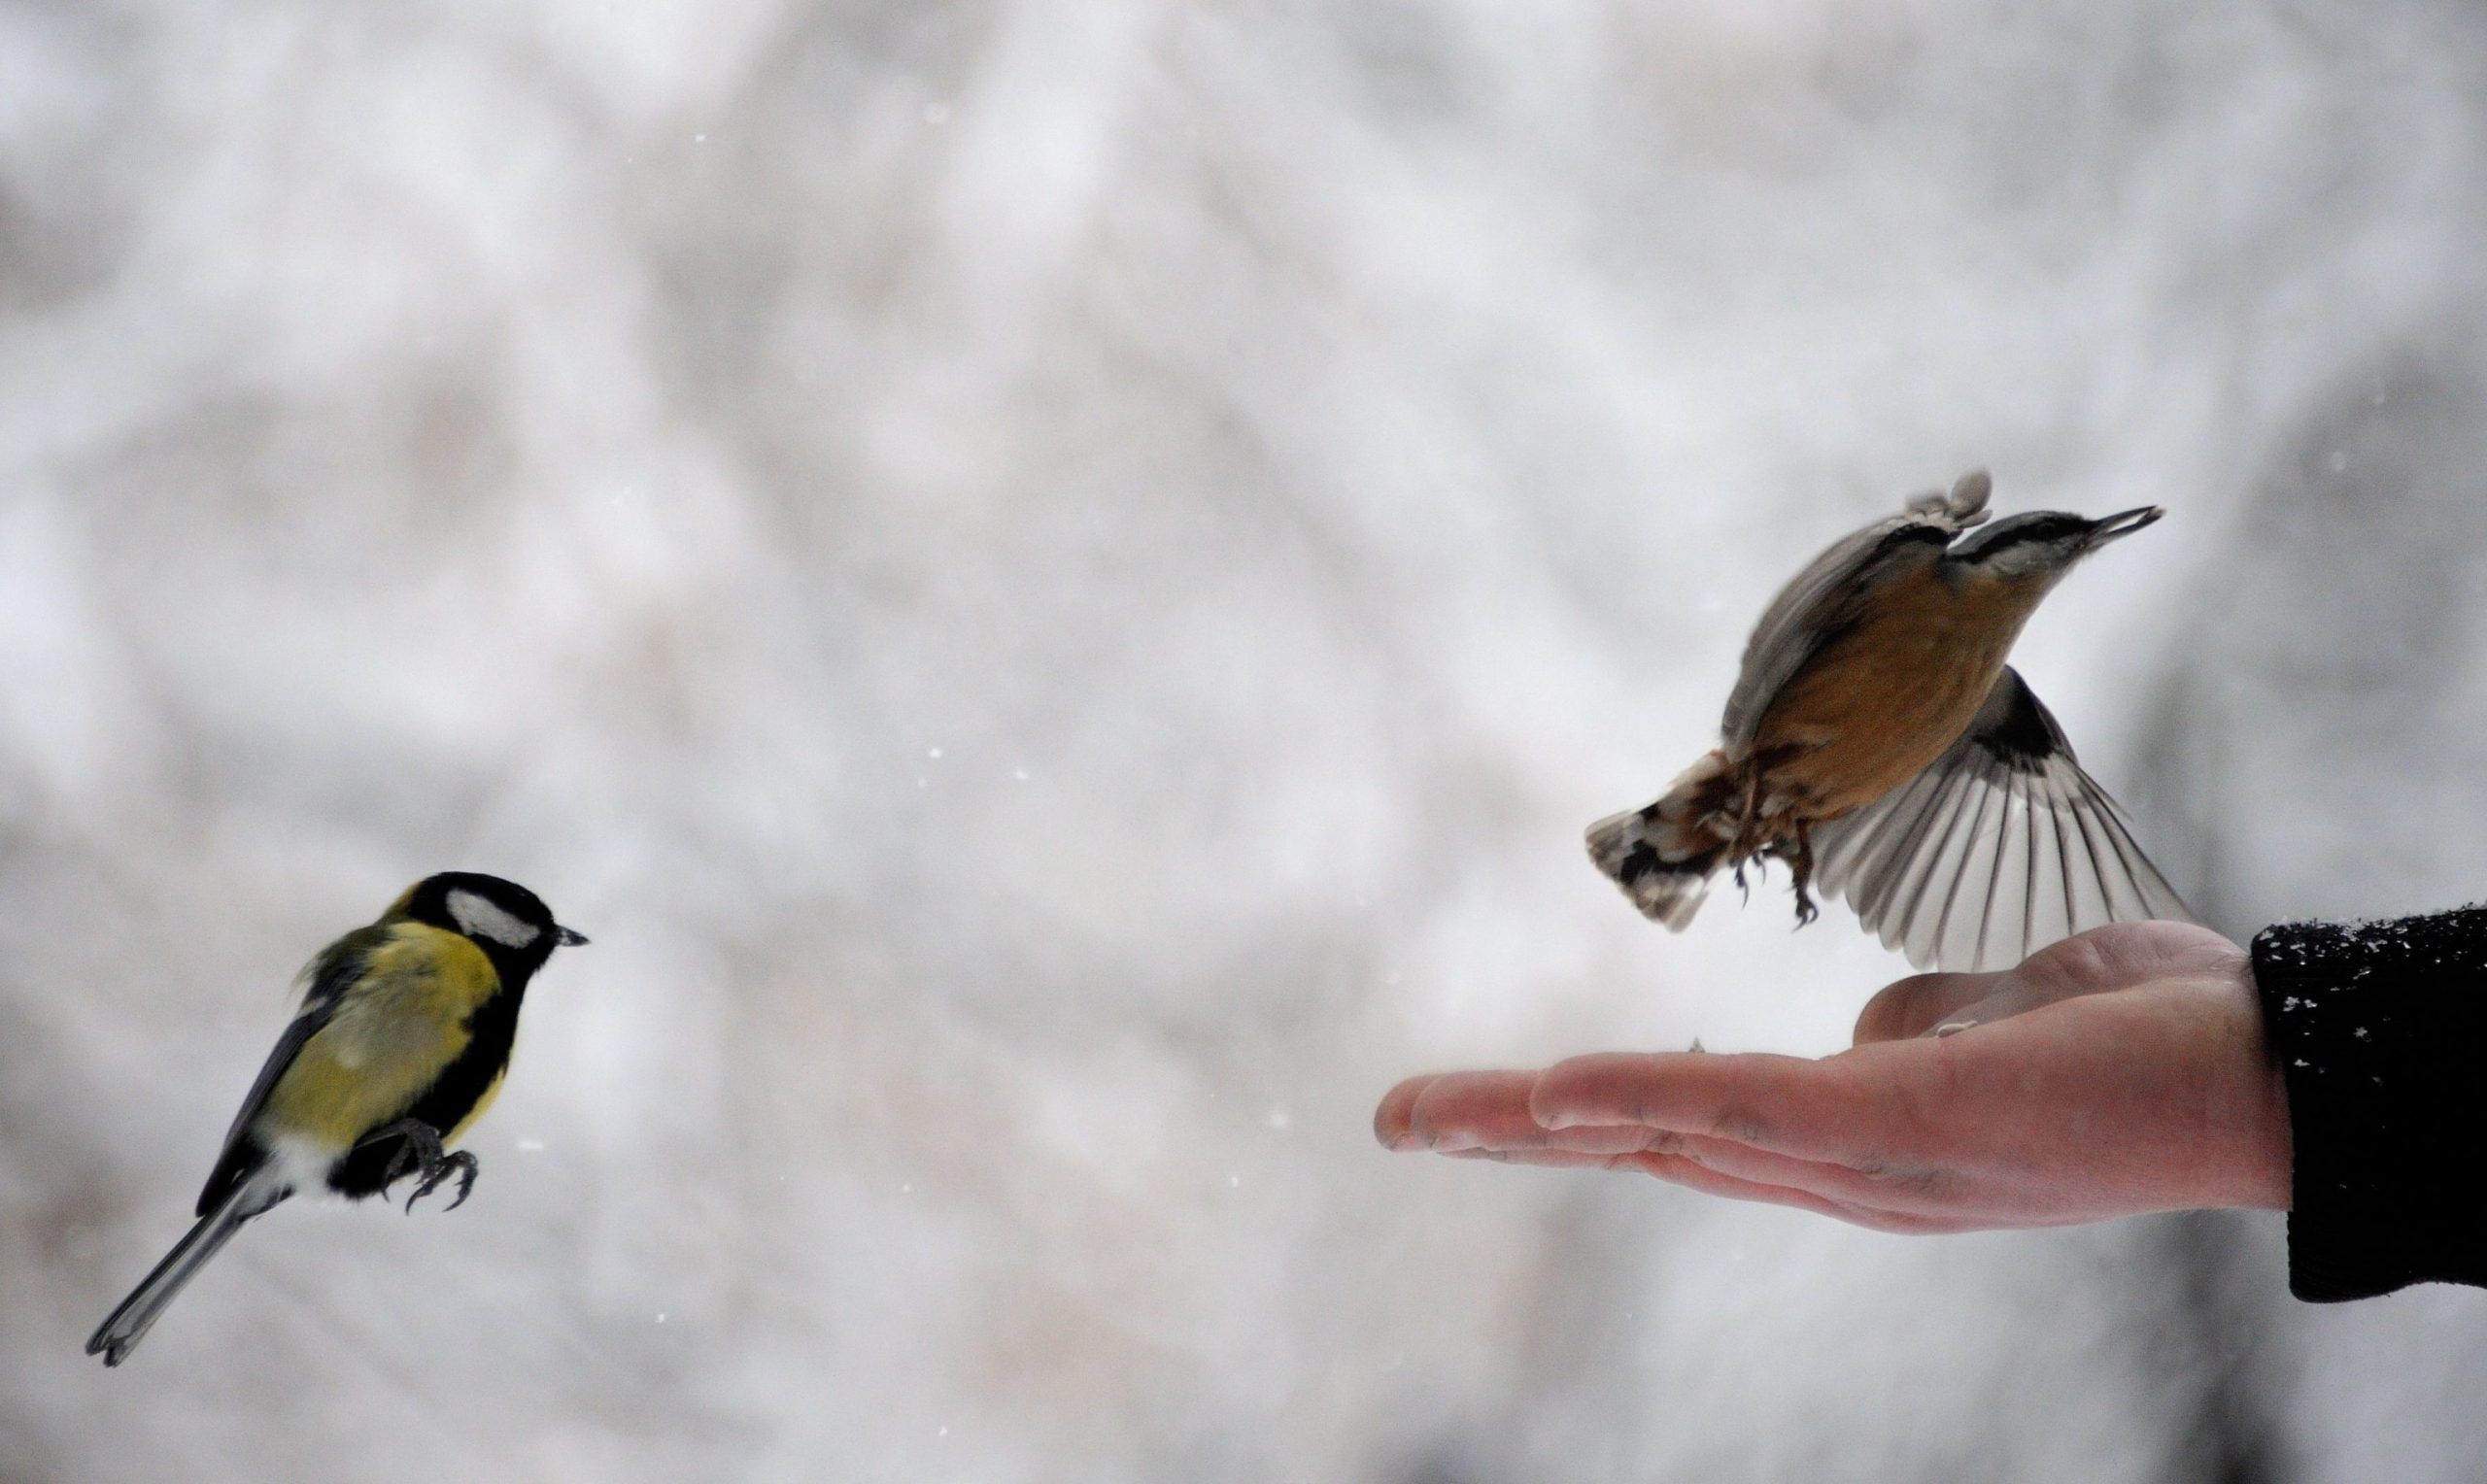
top-left (1586, 471), bottom-right (2195, 971)
top-left (87, 872), bottom-right (587, 1366)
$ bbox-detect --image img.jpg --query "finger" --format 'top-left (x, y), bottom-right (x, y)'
top-left (1405, 1070), bottom-right (1544, 1152)
top-left (1446, 1123), bottom-right (1682, 1158)
top-left (1442, 1147), bottom-right (1616, 1166)
top-left (1375, 1073), bottom-right (1443, 1150)
top-left (1442, 1138), bottom-right (1966, 1232)
top-left (1529, 1051), bottom-right (1881, 1164)
top-left (1611, 1143), bottom-right (1899, 1228)
top-left (1400, 1071), bottom-right (1686, 1155)
top-left (1380, 1070), bottom-right (1739, 1157)
top-left (1852, 970), bottom-right (2007, 1044)
top-left (1598, 1147), bottom-right (1847, 1214)
top-left (1667, 1131), bottom-right (1965, 1218)
top-left (1445, 1142), bottom-right (1850, 1192)
top-left (1615, 1152), bottom-right (1943, 1231)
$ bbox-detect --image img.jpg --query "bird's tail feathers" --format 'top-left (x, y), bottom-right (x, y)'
top-left (1585, 804), bottom-right (1720, 930)
top-left (87, 1168), bottom-right (284, 1366)
top-left (1586, 751), bottom-right (1742, 929)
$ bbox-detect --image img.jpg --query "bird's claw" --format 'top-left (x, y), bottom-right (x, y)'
top-left (379, 1125), bottom-right (437, 1190)
top-left (1783, 825), bottom-right (1820, 928)
top-left (405, 1151), bottom-right (479, 1215)
top-left (1732, 856), bottom-right (1766, 904)
top-left (361, 1118), bottom-right (480, 1215)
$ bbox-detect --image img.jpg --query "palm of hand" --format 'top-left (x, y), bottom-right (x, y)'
top-left (1376, 922), bottom-right (2290, 1231)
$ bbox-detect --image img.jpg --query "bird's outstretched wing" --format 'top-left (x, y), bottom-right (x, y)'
top-left (1810, 666), bottom-right (2197, 972)
top-left (1720, 471), bottom-right (1993, 752)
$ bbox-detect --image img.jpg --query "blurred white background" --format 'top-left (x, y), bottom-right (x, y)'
top-left (8, 1), bottom-right (2487, 1479)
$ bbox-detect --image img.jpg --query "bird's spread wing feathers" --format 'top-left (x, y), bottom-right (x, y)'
top-left (1720, 472), bottom-right (1993, 751)
top-left (1810, 666), bottom-right (2196, 972)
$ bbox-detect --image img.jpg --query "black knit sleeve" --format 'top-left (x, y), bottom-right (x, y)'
top-left (2252, 906), bottom-right (2487, 1301)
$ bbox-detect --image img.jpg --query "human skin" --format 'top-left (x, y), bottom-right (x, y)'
top-left (1374, 922), bottom-right (2292, 1231)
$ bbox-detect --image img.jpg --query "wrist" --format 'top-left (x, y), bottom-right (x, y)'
top-left (2170, 951), bottom-right (2292, 1212)
top-left (2223, 965), bottom-right (2293, 1211)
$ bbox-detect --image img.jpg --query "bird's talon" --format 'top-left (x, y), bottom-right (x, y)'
top-left (364, 1118), bottom-right (476, 1215)
top-left (1785, 824), bottom-right (1820, 928)
top-left (437, 1153), bottom-right (479, 1212)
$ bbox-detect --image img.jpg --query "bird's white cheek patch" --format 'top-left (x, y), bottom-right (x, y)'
top-left (447, 889), bottom-right (540, 949)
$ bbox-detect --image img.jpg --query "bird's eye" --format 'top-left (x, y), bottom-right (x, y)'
top-left (447, 889), bottom-right (542, 949)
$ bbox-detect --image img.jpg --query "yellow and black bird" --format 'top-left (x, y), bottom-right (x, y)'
top-left (1586, 471), bottom-right (2196, 971)
top-left (87, 871), bottom-right (586, 1366)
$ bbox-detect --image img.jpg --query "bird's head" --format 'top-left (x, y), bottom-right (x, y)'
top-left (389, 871), bottom-right (589, 968)
top-left (1946, 504), bottom-right (2163, 583)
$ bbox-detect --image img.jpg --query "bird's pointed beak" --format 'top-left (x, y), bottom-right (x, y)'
top-left (555, 926), bottom-right (590, 947)
top-left (2086, 505), bottom-right (2163, 547)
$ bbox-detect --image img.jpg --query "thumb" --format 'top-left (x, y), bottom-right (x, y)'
top-left (1853, 970), bottom-right (2006, 1044)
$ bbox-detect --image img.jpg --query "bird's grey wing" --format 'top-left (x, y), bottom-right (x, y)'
top-left (194, 926), bottom-right (387, 1214)
top-left (1810, 666), bottom-right (2197, 972)
top-left (1720, 472), bottom-right (1994, 751)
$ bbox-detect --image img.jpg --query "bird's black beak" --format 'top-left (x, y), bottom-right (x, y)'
top-left (2086, 506), bottom-right (2163, 547)
top-left (555, 926), bottom-right (590, 947)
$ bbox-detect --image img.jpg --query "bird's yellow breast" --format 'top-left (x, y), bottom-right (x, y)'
top-left (1748, 566), bottom-right (2045, 817)
top-left (258, 924), bottom-right (501, 1151)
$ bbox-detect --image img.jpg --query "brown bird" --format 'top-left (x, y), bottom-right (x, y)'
top-left (1585, 470), bottom-right (2195, 971)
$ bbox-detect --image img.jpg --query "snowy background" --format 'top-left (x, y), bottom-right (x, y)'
top-left (8, 1), bottom-right (2487, 1479)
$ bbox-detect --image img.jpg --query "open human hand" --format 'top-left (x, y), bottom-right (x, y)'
top-left (1375, 922), bottom-right (2291, 1231)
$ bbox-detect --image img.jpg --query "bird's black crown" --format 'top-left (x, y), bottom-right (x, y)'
top-left (392, 872), bottom-right (585, 962)
top-left (1947, 511), bottom-right (2096, 561)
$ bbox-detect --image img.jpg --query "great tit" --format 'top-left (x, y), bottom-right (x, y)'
top-left (86, 871), bottom-right (587, 1366)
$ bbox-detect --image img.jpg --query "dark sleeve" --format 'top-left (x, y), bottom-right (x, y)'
top-left (2251, 906), bottom-right (2487, 1301)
